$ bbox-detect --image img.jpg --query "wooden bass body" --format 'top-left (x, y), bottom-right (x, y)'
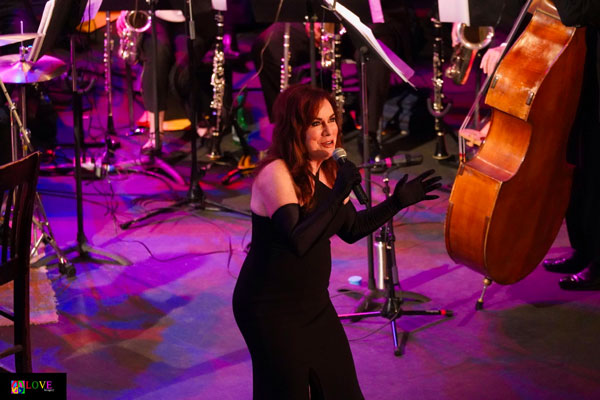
top-left (445, 3), bottom-right (586, 284)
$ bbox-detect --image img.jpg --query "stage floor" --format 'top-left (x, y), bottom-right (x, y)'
top-left (1, 22), bottom-right (599, 400)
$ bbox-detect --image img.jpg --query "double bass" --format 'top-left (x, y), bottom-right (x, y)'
top-left (444, 0), bottom-right (586, 306)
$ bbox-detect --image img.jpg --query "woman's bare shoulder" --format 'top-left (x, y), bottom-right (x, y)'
top-left (256, 159), bottom-right (291, 184)
top-left (251, 159), bottom-right (298, 216)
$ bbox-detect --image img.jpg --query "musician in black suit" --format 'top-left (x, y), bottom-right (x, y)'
top-left (250, 0), bottom-right (421, 160)
top-left (542, 0), bottom-right (600, 290)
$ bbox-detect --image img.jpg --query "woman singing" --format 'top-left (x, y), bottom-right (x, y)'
top-left (232, 84), bottom-right (441, 399)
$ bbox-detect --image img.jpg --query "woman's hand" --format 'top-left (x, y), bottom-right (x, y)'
top-left (393, 169), bottom-right (442, 208)
top-left (333, 160), bottom-right (362, 198)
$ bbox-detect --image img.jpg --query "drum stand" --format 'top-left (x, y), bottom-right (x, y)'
top-left (0, 76), bottom-right (75, 276)
top-left (338, 169), bottom-right (453, 356)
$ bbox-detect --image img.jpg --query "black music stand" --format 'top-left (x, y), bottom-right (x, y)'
top-left (34, 0), bottom-right (131, 272)
top-left (119, 0), bottom-right (249, 230)
top-left (320, 0), bottom-right (452, 355)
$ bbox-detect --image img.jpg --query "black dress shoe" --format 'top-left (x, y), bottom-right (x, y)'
top-left (559, 264), bottom-right (600, 291)
top-left (542, 254), bottom-right (586, 274)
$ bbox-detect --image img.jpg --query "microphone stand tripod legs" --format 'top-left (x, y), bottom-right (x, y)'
top-left (338, 173), bottom-right (453, 356)
top-left (0, 77), bottom-right (75, 276)
top-left (30, 193), bottom-right (75, 277)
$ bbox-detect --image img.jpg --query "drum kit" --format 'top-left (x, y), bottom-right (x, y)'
top-left (0, 32), bottom-right (75, 276)
top-left (0, 33), bottom-right (65, 83)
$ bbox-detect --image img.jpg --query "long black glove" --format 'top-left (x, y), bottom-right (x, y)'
top-left (271, 160), bottom-right (362, 256)
top-left (391, 169), bottom-right (441, 209)
top-left (338, 169), bottom-right (441, 243)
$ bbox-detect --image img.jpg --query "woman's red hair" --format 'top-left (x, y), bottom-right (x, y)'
top-left (256, 84), bottom-right (342, 209)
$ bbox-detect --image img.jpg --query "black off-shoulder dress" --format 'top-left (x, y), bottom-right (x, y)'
top-left (233, 172), bottom-right (402, 399)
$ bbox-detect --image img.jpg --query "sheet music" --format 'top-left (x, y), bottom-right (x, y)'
top-left (324, 0), bottom-right (415, 87)
top-left (28, 0), bottom-right (55, 62)
top-left (368, 0), bottom-right (384, 23)
top-left (212, 0), bottom-right (227, 11)
top-left (81, 0), bottom-right (102, 23)
top-left (438, 0), bottom-right (470, 24)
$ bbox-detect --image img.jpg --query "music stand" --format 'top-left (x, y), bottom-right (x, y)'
top-left (34, 0), bottom-right (131, 271)
top-left (320, 0), bottom-right (451, 356)
top-left (119, 0), bottom-right (250, 230)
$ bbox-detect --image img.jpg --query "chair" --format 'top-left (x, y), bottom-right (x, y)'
top-left (0, 152), bottom-right (40, 373)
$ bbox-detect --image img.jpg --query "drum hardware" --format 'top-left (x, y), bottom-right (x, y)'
top-left (0, 33), bottom-right (39, 48)
top-left (0, 53), bottom-right (66, 84)
top-left (0, 66), bottom-right (74, 276)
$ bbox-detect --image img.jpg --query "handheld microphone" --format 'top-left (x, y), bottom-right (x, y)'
top-left (358, 153), bottom-right (423, 169)
top-left (332, 148), bottom-right (369, 205)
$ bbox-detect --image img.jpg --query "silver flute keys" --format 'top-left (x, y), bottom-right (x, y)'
top-left (331, 23), bottom-right (344, 118)
top-left (280, 22), bottom-right (291, 92)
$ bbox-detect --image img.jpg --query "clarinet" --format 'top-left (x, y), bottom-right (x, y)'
top-left (331, 23), bottom-right (344, 118)
top-left (427, 16), bottom-right (451, 160)
top-left (280, 23), bottom-right (291, 92)
top-left (104, 12), bottom-right (116, 134)
top-left (208, 11), bottom-right (226, 160)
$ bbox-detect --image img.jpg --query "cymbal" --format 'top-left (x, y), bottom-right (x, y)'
top-left (0, 54), bottom-right (66, 84)
top-left (0, 33), bottom-right (39, 48)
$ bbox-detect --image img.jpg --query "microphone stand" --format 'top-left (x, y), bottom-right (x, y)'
top-left (359, 45), bottom-right (376, 294)
top-left (120, 1), bottom-right (249, 230)
top-left (338, 167), bottom-right (453, 356)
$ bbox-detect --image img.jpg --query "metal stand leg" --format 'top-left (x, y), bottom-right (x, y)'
top-left (338, 173), bottom-right (453, 356)
top-left (30, 193), bottom-right (75, 276)
top-left (475, 277), bottom-right (493, 311)
top-left (0, 77), bottom-right (77, 276)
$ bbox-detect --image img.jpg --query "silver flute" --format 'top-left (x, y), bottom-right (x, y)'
top-left (331, 23), bottom-right (344, 117)
top-left (280, 22), bottom-right (291, 92)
